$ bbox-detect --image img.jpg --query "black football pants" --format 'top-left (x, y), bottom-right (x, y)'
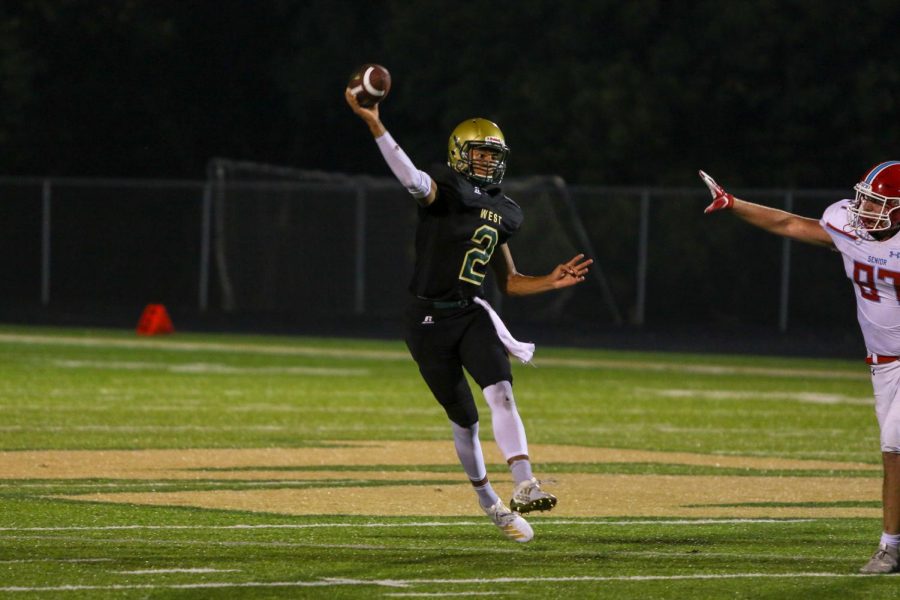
top-left (404, 302), bottom-right (512, 428)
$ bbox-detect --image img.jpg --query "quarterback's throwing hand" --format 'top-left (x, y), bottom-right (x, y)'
top-left (699, 170), bottom-right (735, 213)
top-left (345, 87), bottom-right (380, 121)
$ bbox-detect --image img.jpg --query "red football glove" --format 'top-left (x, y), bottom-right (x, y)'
top-left (699, 170), bottom-right (734, 213)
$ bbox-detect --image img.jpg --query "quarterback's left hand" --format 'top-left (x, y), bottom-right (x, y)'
top-left (699, 170), bottom-right (735, 213)
top-left (550, 254), bottom-right (593, 288)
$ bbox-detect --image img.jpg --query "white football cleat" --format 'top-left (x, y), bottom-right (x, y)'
top-left (510, 477), bottom-right (558, 513)
top-left (482, 500), bottom-right (533, 543)
top-left (860, 542), bottom-right (900, 574)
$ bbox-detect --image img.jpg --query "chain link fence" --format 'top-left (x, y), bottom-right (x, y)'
top-left (0, 172), bottom-right (858, 349)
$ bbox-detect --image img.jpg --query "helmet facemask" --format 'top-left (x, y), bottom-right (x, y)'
top-left (447, 118), bottom-right (509, 185)
top-left (454, 138), bottom-right (508, 185)
top-left (848, 182), bottom-right (900, 238)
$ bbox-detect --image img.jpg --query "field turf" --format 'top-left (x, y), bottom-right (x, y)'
top-left (0, 324), bottom-right (895, 598)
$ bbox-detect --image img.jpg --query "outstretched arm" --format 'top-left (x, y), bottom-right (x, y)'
top-left (345, 88), bottom-right (437, 206)
top-left (490, 244), bottom-right (593, 297)
top-left (699, 170), bottom-right (833, 247)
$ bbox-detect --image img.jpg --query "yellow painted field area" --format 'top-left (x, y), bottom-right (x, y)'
top-left (0, 441), bottom-right (880, 518)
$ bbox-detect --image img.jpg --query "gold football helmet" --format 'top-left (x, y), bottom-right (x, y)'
top-left (447, 118), bottom-right (509, 185)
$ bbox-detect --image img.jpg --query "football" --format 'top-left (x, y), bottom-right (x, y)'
top-left (348, 64), bottom-right (391, 108)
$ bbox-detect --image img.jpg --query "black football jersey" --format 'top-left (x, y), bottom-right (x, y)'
top-left (409, 165), bottom-right (523, 300)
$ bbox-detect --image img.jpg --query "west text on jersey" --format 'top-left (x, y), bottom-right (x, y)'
top-left (480, 208), bottom-right (503, 224)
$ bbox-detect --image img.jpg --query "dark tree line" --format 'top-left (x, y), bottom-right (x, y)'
top-left (2, 0), bottom-right (898, 187)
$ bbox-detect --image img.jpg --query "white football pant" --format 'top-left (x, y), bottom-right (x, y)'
top-left (873, 360), bottom-right (900, 453)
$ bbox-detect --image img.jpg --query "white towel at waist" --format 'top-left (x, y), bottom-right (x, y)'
top-left (472, 297), bottom-right (535, 364)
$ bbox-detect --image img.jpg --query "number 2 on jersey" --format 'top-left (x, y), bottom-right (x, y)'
top-left (459, 225), bottom-right (499, 285)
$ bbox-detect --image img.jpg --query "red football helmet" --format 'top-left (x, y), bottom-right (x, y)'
top-left (848, 161), bottom-right (900, 237)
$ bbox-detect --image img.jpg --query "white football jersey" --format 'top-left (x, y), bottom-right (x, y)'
top-left (821, 200), bottom-right (900, 356)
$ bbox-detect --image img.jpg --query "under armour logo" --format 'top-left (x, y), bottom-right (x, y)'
top-left (473, 187), bottom-right (482, 195)
top-left (890, 251), bottom-right (900, 259)
top-left (422, 316), bottom-right (434, 325)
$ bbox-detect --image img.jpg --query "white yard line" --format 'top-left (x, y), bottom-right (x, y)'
top-left (0, 480), bottom-right (378, 489)
top-left (0, 425), bottom-right (289, 432)
top-left (0, 558), bottom-right (112, 564)
top-left (52, 359), bottom-right (368, 377)
top-left (0, 572), bottom-right (881, 593)
top-left (0, 424), bottom-right (440, 433)
top-left (386, 594), bottom-right (503, 598)
top-left (0, 333), bottom-right (866, 380)
top-left (4, 535), bottom-right (391, 551)
top-left (644, 388), bottom-right (872, 406)
top-left (0, 518), bottom-right (813, 532)
top-left (0, 333), bottom-right (408, 360)
top-left (0, 534), bottom-right (856, 562)
top-left (113, 568), bottom-right (240, 575)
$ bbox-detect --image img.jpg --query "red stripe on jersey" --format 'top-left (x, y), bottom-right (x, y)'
top-left (826, 222), bottom-right (857, 240)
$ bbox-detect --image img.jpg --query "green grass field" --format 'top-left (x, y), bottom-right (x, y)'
top-left (0, 324), bottom-right (896, 598)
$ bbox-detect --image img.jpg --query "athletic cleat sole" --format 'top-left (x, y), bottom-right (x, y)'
top-left (510, 495), bottom-right (558, 514)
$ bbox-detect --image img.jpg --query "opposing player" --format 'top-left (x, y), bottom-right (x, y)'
top-left (700, 163), bottom-right (900, 573)
top-left (345, 87), bottom-right (592, 542)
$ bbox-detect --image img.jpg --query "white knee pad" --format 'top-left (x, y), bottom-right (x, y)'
top-left (483, 381), bottom-right (528, 459)
top-left (483, 381), bottom-right (514, 411)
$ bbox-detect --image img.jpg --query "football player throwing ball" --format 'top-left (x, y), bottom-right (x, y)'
top-left (345, 84), bottom-right (592, 543)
